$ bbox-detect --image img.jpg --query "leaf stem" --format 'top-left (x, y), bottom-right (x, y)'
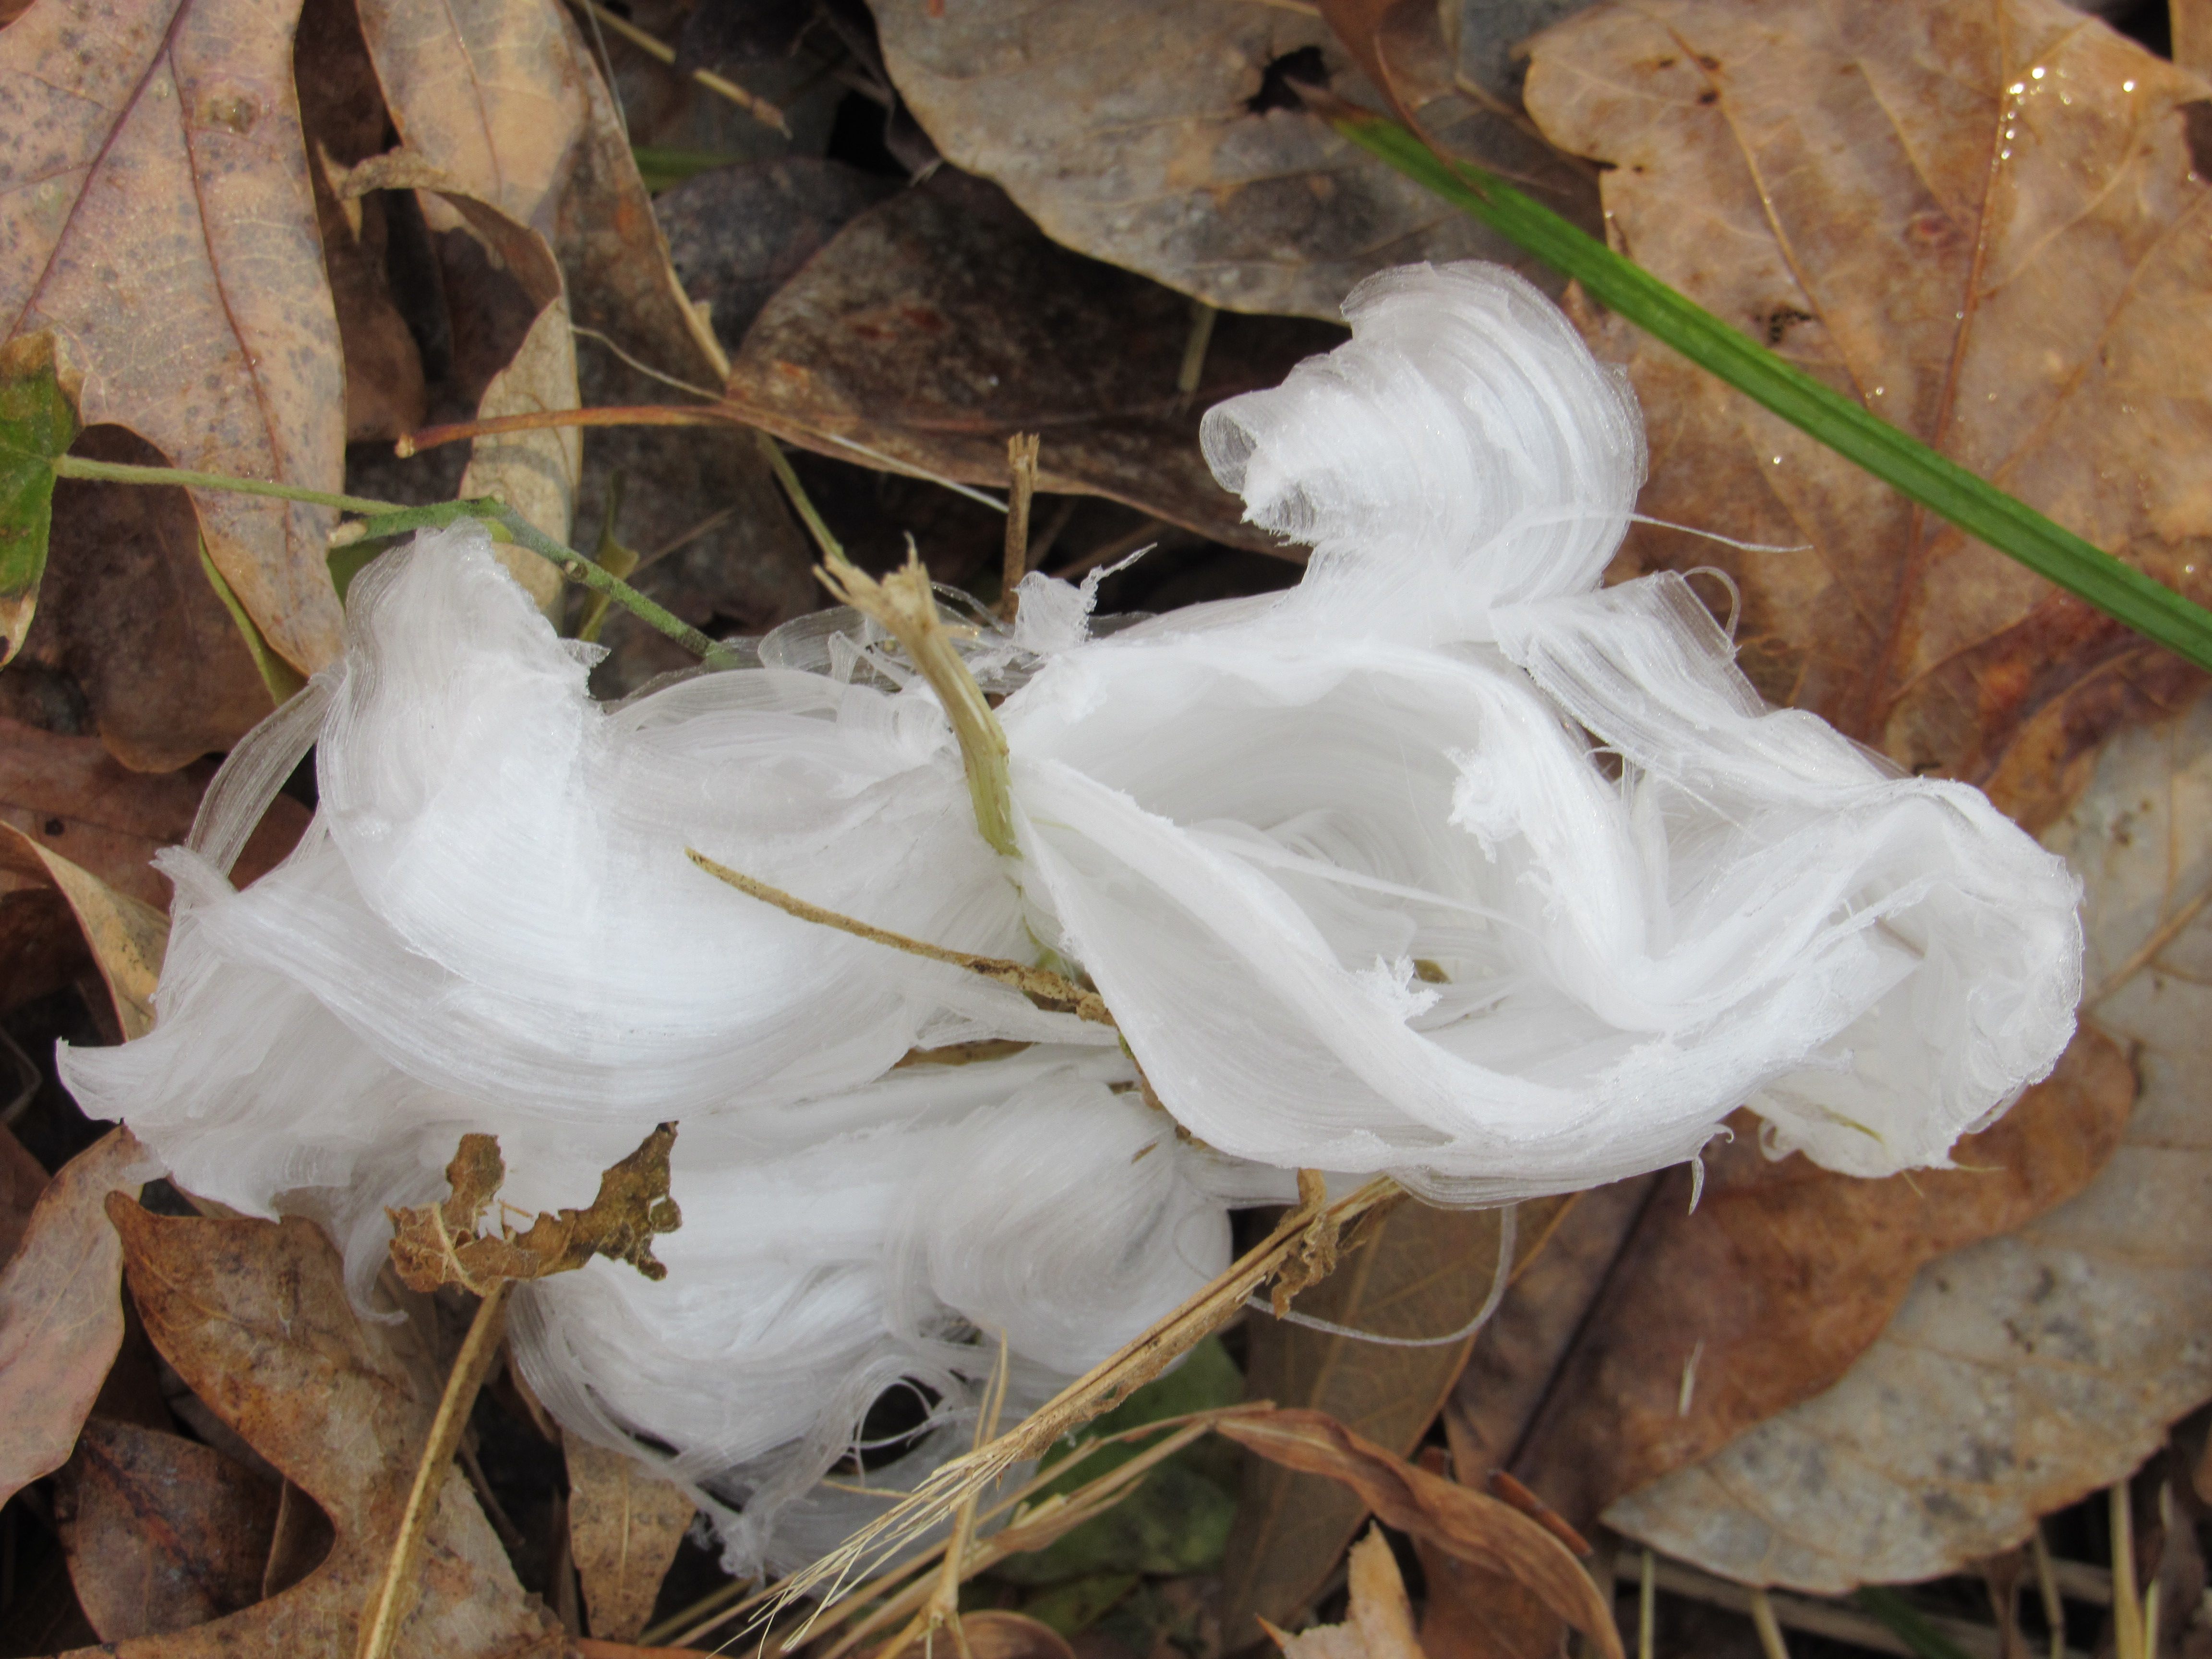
top-left (51, 454), bottom-right (743, 669)
top-left (51, 454), bottom-right (406, 516)
top-left (1325, 105), bottom-right (2212, 676)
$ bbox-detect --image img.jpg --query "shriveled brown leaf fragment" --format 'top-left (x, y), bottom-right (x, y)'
top-left (1224, 1198), bottom-right (1565, 1641)
top-left (0, 1129), bottom-right (148, 1507)
top-left (1218, 1408), bottom-right (1619, 1659)
top-left (865, 0), bottom-right (1596, 320)
top-left (0, 0), bottom-right (349, 673)
top-left (1500, 1032), bottom-right (2133, 1532)
top-left (1263, 1527), bottom-right (1425, 1659)
top-left (60, 1419), bottom-right (280, 1641)
top-left (0, 822), bottom-right (169, 1037)
top-left (1525, 0), bottom-right (2212, 823)
top-left (1603, 691), bottom-right (2212, 1589)
top-left (566, 1438), bottom-right (694, 1643)
top-left (387, 1123), bottom-right (682, 1294)
top-left (83, 1200), bottom-right (563, 1659)
top-left (723, 171), bottom-right (1344, 556)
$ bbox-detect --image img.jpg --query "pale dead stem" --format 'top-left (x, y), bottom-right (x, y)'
top-left (654, 1407), bottom-right (1262, 1649)
top-left (357, 1281), bottom-right (514, 1659)
top-left (757, 1174), bottom-right (1399, 1636)
top-left (999, 434), bottom-right (1040, 622)
top-left (685, 853), bottom-right (1114, 1027)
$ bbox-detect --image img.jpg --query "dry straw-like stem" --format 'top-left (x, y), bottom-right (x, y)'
top-left (998, 433), bottom-right (1039, 622)
top-left (685, 853), bottom-right (1110, 1025)
top-left (813, 544), bottom-right (1019, 857)
top-left (356, 1282), bottom-right (512, 1659)
top-left (762, 1174), bottom-right (1400, 1628)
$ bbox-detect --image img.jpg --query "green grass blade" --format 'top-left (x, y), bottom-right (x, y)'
top-left (1332, 111), bottom-right (2212, 675)
top-left (1851, 1587), bottom-right (1982, 1659)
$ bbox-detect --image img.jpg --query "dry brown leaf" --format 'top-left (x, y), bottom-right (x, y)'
top-left (0, 716), bottom-right (306, 911)
top-left (352, 0), bottom-right (587, 236)
top-left (1217, 1408), bottom-right (1619, 1659)
top-left (80, 1200), bottom-right (564, 1658)
top-left (294, 0), bottom-right (429, 445)
top-left (552, 10), bottom-right (813, 691)
top-left (723, 170), bottom-right (1344, 557)
top-left (875, 1611), bottom-right (1077, 1659)
top-left (0, 1121), bottom-right (48, 1264)
top-left (0, 822), bottom-right (169, 1038)
top-left (1265, 1526), bottom-right (1426, 1659)
top-left (457, 291), bottom-right (581, 611)
top-left (59, 1419), bottom-right (281, 1641)
top-left (565, 1437), bottom-right (694, 1643)
top-left (1524, 0), bottom-right (2212, 827)
top-left (865, 0), bottom-right (1595, 320)
top-left (0, 1129), bottom-right (149, 1508)
top-left (1602, 689), bottom-right (2212, 1590)
top-left (657, 160), bottom-right (901, 357)
top-left (386, 1125), bottom-right (682, 1294)
top-left (1407, 1448), bottom-right (1564, 1659)
top-left (1223, 1198), bottom-right (1563, 1641)
top-left (0, 0), bottom-right (348, 675)
top-left (1493, 1031), bottom-right (2132, 1531)
top-left (12, 425), bottom-right (277, 772)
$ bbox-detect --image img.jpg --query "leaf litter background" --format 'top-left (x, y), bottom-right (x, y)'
top-left (1, 0), bottom-right (2212, 1656)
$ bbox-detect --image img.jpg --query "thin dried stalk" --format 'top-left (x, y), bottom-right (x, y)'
top-left (999, 434), bottom-right (1040, 622)
top-left (763, 1175), bottom-right (1399, 1623)
top-left (816, 543), bottom-right (1018, 856)
top-left (685, 853), bottom-right (1110, 1025)
top-left (356, 1281), bottom-right (513, 1659)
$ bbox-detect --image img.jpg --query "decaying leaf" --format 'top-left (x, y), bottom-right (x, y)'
top-left (0, 333), bottom-right (79, 664)
top-left (553, 11), bottom-right (813, 691)
top-left (0, 1122), bottom-right (47, 1263)
top-left (1262, 1526), bottom-right (1424, 1659)
top-left (0, 0), bottom-right (349, 675)
top-left (1224, 1198), bottom-right (1564, 1640)
top-left (881, 1611), bottom-right (1079, 1659)
top-left (34, 426), bottom-right (284, 771)
top-left (353, 0), bottom-right (587, 237)
top-left (1495, 1030), bottom-right (2132, 1531)
top-left (455, 291), bottom-right (582, 611)
top-left (566, 1436), bottom-right (694, 1643)
top-left (0, 1129), bottom-right (149, 1507)
top-left (1218, 1407), bottom-right (1620, 1659)
top-left (1524, 0), bottom-right (2212, 825)
top-left (657, 159), bottom-right (901, 355)
top-left (1602, 690), bottom-right (2212, 1591)
top-left (86, 1200), bottom-right (564, 1658)
top-left (60, 1419), bottom-right (281, 1641)
top-left (0, 717), bottom-right (307, 915)
top-left (386, 1125), bottom-right (682, 1295)
top-left (0, 821), bottom-right (170, 1038)
top-left (723, 170), bottom-right (1344, 555)
top-left (864, 0), bottom-right (1596, 320)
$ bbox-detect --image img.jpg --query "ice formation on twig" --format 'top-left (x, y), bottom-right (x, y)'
top-left (60, 260), bottom-right (2082, 1571)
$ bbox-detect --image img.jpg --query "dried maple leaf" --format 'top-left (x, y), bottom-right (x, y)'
top-left (386, 1125), bottom-right (682, 1295)
top-left (1605, 692), bottom-right (2212, 1590)
top-left (1223, 1198), bottom-right (1568, 1641)
top-left (864, 0), bottom-right (1596, 319)
top-left (721, 171), bottom-right (1344, 557)
top-left (0, 1129), bottom-right (148, 1508)
top-left (0, 0), bottom-right (349, 675)
top-left (78, 1200), bottom-right (565, 1659)
top-left (1262, 1527), bottom-right (1425, 1659)
top-left (1484, 1031), bottom-right (2132, 1534)
top-left (1523, 0), bottom-right (2212, 828)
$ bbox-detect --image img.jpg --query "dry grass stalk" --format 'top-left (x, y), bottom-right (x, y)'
top-left (999, 434), bottom-right (1040, 622)
top-left (355, 1281), bottom-right (513, 1659)
top-left (685, 853), bottom-right (1110, 1025)
top-left (815, 544), bottom-right (1017, 856)
top-left (762, 1175), bottom-right (1400, 1627)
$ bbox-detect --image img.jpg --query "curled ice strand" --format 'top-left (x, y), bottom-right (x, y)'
top-left (1201, 262), bottom-right (1646, 646)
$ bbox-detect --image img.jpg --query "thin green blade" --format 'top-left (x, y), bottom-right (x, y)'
top-left (1331, 110), bottom-right (2212, 676)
